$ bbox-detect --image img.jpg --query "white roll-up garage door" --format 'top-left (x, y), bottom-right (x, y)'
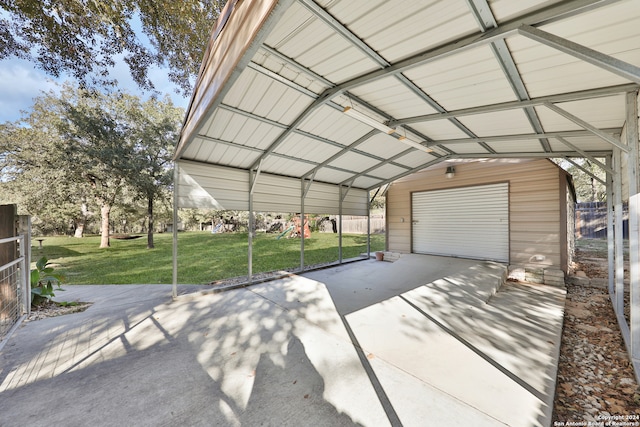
top-left (412, 183), bottom-right (509, 262)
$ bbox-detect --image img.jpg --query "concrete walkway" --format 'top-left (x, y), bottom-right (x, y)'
top-left (0, 255), bottom-right (566, 426)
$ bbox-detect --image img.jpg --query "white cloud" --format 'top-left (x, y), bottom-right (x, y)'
top-left (0, 58), bottom-right (60, 123)
top-left (0, 54), bottom-right (190, 124)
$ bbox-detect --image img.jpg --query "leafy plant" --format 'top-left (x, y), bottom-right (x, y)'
top-left (30, 256), bottom-right (66, 307)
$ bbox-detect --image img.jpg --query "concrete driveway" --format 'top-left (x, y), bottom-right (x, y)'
top-left (0, 255), bottom-right (565, 426)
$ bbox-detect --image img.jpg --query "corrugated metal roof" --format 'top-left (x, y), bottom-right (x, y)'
top-left (176, 0), bottom-right (640, 212)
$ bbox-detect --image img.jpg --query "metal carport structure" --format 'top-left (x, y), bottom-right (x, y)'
top-left (173, 0), bottom-right (640, 380)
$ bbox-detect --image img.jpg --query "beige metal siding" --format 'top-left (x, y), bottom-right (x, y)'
top-left (178, 161), bottom-right (249, 210)
top-left (178, 160), bottom-right (368, 215)
top-left (387, 159), bottom-right (564, 269)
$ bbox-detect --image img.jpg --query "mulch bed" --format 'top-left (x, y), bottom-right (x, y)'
top-left (26, 302), bottom-right (92, 322)
top-left (553, 254), bottom-right (640, 422)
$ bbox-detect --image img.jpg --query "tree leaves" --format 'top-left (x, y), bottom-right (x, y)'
top-left (0, 0), bottom-right (225, 94)
top-left (0, 83), bottom-right (182, 243)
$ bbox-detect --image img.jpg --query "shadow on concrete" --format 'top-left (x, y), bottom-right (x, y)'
top-left (0, 255), bottom-right (565, 427)
top-left (0, 283), bottom-right (380, 426)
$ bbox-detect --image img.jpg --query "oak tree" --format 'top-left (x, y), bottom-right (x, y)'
top-left (0, 0), bottom-right (225, 94)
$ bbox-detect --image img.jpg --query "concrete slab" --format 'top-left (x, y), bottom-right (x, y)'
top-left (303, 255), bottom-right (487, 314)
top-left (0, 255), bottom-right (565, 427)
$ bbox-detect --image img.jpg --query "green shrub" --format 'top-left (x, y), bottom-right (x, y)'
top-left (30, 256), bottom-right (66, 307)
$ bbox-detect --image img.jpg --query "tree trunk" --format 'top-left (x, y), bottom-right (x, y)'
top-left (100, 204), bottom-right (111, 248)
top-left (147, 196), bottom-right (154, 249)
top-left (74, 202), bottom-right (89, 238)
top-left (74, 222), bottom-right (85, 238)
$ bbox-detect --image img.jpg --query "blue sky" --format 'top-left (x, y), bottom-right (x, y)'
top-left (0, 53), bottom-right (191, 124)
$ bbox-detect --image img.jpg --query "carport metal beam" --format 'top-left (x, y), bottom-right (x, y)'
top-left (194, 131), bottom-right (382, 180)
top-left (562, 157), bottom-right (606, 185)
top-left (300, 0), bottom-right (490, 155)
top-left (172, 167), bottom-right (179, 299)
top-left (555, 136), bottom-right (613, 175)
top-left (544, 103), bottom-right (628, 152)
top-left (626, 91), bottom-right (640, 379)
top-left (453, 151), bottom-right (612, 159)
top-left (249, 168), bottom-right (257, 283)
top-left (613, 148), bottom-right (625, 317)
top-left (491, 39), bottom-right (552, 152)
top-left (465, 0), bottom-right (551, 152)
top-left (300, 180), bottom-right (305, 271)
top-left (176, 0), bottom-right (295, 159)
top-left (518, 25), bottom-right (640, 85)
top-left (426, 128), bottom-right (623, 148)
top-left (322, 0), bottom-right (606, 96)
top-left (394, 84), bottom-right (640, 126)
top-left (338, 185), bottom-right (343, 262)
top-left (303, 130), bottom-right (379, 181)
top-left (250, 0), bottom-right (607, 173)
top-left (219, 104), bottom-right (408, 174)
top-left (606, 155), bottom-right (614, 296)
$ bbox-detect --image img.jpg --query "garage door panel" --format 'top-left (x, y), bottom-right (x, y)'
top-left (412, 183), bottom-right (509, 262)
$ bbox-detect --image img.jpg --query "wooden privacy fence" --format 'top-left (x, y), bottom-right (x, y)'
top-left (575, 202), bottom-right (628, 239)
top-left (333, 215), bottom-right (385, 234)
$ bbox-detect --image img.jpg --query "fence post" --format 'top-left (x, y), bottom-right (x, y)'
top-left (18, 216), bottom-right (31, 314)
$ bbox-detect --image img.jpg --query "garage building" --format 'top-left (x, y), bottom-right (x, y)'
top-left (386, 158), bottom-right (575, 284)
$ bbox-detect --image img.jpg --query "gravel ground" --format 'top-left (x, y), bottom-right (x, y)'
top-left (553, 247), bottom-right (640, 423)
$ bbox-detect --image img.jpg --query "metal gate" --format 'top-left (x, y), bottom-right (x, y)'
top-left (0, 205), bottom-right (29, 342)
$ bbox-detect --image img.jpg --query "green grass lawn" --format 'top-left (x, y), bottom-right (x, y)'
top-left (33, 232), bottom-right (385, 285)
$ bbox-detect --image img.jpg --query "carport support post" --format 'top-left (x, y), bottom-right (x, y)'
top-left (338, 185), bottom-right (343, 263)
top-left (614, 148), bottom-right (624, 316)
top-left (300, 179), bottom-right (305, 272)
top-left (172, 166), bottom-right (179, 299)
top-left (367, 202), bottom-right (371, 257)
top-left (626, 90), bottom-right (640, 373)
top-left (248, 169), bottom-right (254, 282)
top-left (606, 155), bottom-right (614, 295)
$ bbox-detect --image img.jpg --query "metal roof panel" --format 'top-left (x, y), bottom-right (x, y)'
top-left (328, 150), bottom-right (382, 172)
top-left (177, 0), bottom-right (639, 204)
top-left (264, 2), bottom-right (380, 83)
top-left (535, 95), bottom-right (626, 132)
top-left (326, 0), bottom-right (478, 63)
top-left (548, 136), bottom-right (614, 153)
top-left (356, 134), bottom-right (413, 159)
top-left (405, 45), bottom-right (518, 110)
top-left (457, 109), bottom-right (534, 137)
top-left (410, 119), bottom-right (473, 140)
top-left (367, 163), bottom-right (412, 180)
top-left (393, 152), bottom-right (441, 170)
top-left (349, 76), bottom-right (441, 119)
top-left (448, 143), bottom-right (492, 155)
top-left (274, 133), bottom-right (343, 163)
top-left (486, 139), bottom-right (547, 153)
top-left (488, 0), bottom-right (565, 23)
top-left (314, 168), bottom-right (355, 184)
